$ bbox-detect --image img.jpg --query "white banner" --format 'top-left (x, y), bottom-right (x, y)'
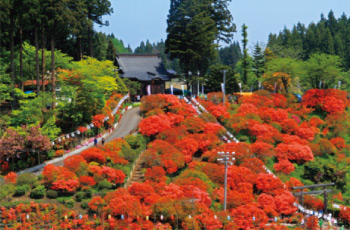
top-left (181, 85), bottom-right (185, 96)
top-left (338, 80), bottom-right (341, 89)
top-left (258, 81), bottom-right (261, 89)
top-left (170, 85), bottom-right (174, 95)
top-left (221, 83), bottom-right (225, 94)
top-left (147, 85), bottom-right (151, 95)
top-left (238, 82), bottom-right (242, 93)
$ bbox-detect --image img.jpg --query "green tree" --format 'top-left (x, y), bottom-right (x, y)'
top-left (218, 41), bottom-right (242, 68)
top-left (302, 53), bottom-right (343, 89)
top-left (252, 43), bottom-right (265, 79)
top-left (84, 0), bottom-right (113, 57)
top-left (106, 39), bottom-right (117, 61)
top-left (264, 57), bottom-right (302, 93)
top-left (165, 0), bottom-right (235, 85)
top-left (205, 64), bottom-right (239, 94)
top-left (241, 24), bottom-right (249, 85)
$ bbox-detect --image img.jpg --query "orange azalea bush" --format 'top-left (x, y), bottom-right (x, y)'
top-left (4, 171), bottom-right (17, 184)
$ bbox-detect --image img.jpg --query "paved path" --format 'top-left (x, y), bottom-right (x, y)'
top-left (18, 107), bottom-right (141, 175)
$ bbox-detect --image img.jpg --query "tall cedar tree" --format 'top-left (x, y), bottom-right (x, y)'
top-left (165, 0), bottom-right (235, 86)
top-left (241, 24), bottom-right (249, 84)
top-left (85, 0), bottom-right (113, 57)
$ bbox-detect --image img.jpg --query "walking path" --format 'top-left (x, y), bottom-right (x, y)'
top-left (18, 107), bottom-right (141, 176)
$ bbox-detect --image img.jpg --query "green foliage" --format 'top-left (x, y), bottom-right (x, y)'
top-left (219, 42), bottom-right (242, 69)
top-left (120, 143), bottom-right (138, 162)
top-left (0, 183), bottom-right (15, 200)
top-left (65, 199), bottom-right (75, 208)
top-left (97, 179), bottom-right (112, 190)
top-left (123, 78), bottom-right (141, 95)
top-left (29, 185), bottom-right (45, 199)
top-left (166, 0), bottom-right (235, 79)
top-left (252, 43), bottom-right (265, 79)
top-left (14, 185), bottom-right (30, 197)
top-left (205, 64), bottom-right (239, 94)
top-left (267, 11), bottom-right (350, 70)
top-left (40, 116), bottom-right (61, 140)
top-left (75, 191), bottom-right (85, 202)
top-left (125, 134), bottom-right (146, 153)
top-left (81, 200), bottom-right (89, 209)
top-left (301, 53), bottom-right (343, 89)
top-left (46, 189), bottom-right (58, 199)
top-left (264, 57), bottom-right (302, 93)
top-left (16, 173), bottom-right (37, 186)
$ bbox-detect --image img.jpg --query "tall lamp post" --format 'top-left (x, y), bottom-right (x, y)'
top-left (221, 70), bottom-right (228, 104)
top-left (217, 151), bottom-right (235, 210)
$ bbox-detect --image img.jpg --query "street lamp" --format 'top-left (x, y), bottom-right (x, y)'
top-left (217, 151), bottom-right (235, 210)
top-left (221, 70), bottom-right (228, 104)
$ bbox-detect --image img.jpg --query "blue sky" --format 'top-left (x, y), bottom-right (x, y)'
top-left (96, 0), bottom-right (350, 51)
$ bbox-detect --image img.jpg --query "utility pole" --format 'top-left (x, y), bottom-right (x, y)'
top-left (217, 151), bottom-right (235, 210)
top-left (221, 70), bottom-right (228, 104)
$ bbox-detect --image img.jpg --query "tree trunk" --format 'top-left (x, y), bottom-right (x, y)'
top-left (19, 27), bottom-right (24, 91)
top-left (51, 35), bottom-right (56, 109)
top-left (88, 23), bottom-right (94, 57)
top-left (77, 36), bottom-right (83, 60)
top-left (9, 16), bottom-right (16, 109)
top-left (35, 27), bottom-right (40, 95)
top-left (41, 28), bottom-right (46, 94)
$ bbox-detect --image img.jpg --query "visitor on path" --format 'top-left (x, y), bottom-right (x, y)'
top-left (101, 137), bottom-right (105, 145)
top-left (94, 137), bottom-right (98, 146)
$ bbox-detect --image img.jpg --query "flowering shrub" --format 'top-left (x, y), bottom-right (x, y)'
top-left (92, 114), bottom-right (105, 129)
top-left (138, 114), bottom-right (171, 136)
top-left (274, 160), bottom-right (295, 174)
top-left (4, 172), bottom-right (17, 184)
top-left (80, 147), bottom-right (106, 163)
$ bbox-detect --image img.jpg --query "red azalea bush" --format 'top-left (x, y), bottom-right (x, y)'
top-left (302, 89), bottom-right (348, 114)
top-left (51, 179), bottom-right (80, 192)
top-left (92, 114), bottom-right (105, 129)
top-left (4, 172), bottom-right (17, 184)
top-left (138, 114), bottom-right (171, 136)
top-left (80, 147), bottom-right (106, 163)
top-left (274, 160), bottom-right (295, 174)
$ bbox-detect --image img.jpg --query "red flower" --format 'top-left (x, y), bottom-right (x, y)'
top-left (274, 160), bottom-right (295, 174)
top-left (4, 172), bottom-right (17, 184)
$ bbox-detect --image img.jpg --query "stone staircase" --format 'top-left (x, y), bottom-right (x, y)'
top-left (125, 152), bottom-right (146, 187)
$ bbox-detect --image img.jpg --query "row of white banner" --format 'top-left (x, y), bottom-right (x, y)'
top-left (52, 94), bottom-right (129, 146)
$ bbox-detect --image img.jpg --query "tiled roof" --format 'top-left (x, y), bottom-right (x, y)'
top-left (115, 54), bottom-right (171, 81)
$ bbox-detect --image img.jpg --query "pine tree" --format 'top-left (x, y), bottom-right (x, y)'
top-left (253, 43), bottom-right (265, 79)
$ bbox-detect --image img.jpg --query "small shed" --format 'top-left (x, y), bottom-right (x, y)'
top-left (115, 54), bottom-right (173, 96)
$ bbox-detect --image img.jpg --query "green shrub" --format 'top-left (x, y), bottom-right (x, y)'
top-left (84, 189), bottom-right (92, 199)
top-left (57, 197), bottom-right (66, 205)
top-left (239, 136), bottom-right (249, 142)
top-left (14, 185), bottom-right (30, 197)
top-left (16, 173), bottom-right (37, 186)
top-left (0, 184), bottom-right (15, 200)
top-left (75, 192), bottom-right (85, 202)
top-left (47, 150), bottom-right (55, 159)
top-left (46, 190), bottom-right (58, 199)
top-left (65, 199), bottom-right (75, 209)
top-left (30, 185), bottom-right (45, 199)
top-left (97, 179), bottom-right (112, 190)
top-left (125, 134), bottom-right (146, 153)
top-left (81, 200), bottom-right (89, 209)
